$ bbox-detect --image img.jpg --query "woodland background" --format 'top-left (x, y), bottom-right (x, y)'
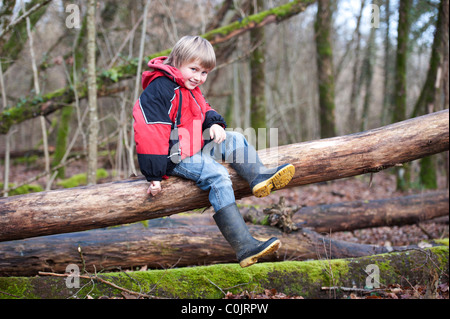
top-left (0, 0), bottom-right (448, 194)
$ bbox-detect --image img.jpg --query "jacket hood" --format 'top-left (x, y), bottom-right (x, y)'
top-left (142, 56), bottom-right (185, 89)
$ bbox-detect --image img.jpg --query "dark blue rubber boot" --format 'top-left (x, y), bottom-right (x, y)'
top-left (213, 203), bottom-right (281, 267)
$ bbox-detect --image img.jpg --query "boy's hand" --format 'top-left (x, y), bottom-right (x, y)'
top-left (209, 124), bottom-right (226, 144)
top-left (147, 181), bottom-right (161, 196)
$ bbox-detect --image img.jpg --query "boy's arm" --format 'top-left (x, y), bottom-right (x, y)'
top-left (133, 77), bottom-right (176, 182)
top-left (203, 107), bottom-right (227, 131)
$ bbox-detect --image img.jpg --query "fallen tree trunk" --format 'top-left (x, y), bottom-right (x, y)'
top-left (0, 110), bottom-right (448, 242)
top-left (1, 245), bottom-right (448, 299)
top-left (0, 220), bottom-right (421, 276)
top-left (294, 190), bottom-right (449, 232)
top-left (241, 190), bottom-right (449, 232)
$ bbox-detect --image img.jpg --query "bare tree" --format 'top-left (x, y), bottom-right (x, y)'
top-left (393, 0), bottom-right (412, 190)
top-left (250, 0), bottom-right (267, 138)
top-left (381, 0), bottom-right (393, 126)
top-left (0, 59), bottom-right (11, 197)
top-left (315, 0), bottom-right (337, 138)
top-left (348, 0), bottom-right (366, 132)
top-left (411, 0), bottom-right (449, 189)
top-left (87, 0), bottom-right (99, 185)
top-left (25, 2), bottom-right (50, 189)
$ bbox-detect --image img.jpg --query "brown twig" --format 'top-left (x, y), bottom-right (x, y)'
top-left (38, 271), bottom-right (161, 299)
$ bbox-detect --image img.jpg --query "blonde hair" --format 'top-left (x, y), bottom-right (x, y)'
top-left (165, 36), bottom-right (216, 70)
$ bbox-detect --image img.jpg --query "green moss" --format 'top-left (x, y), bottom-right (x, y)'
top-left (0, 183), bottom-right (43, 195)
top-left (419, 156), bottom-right (437, 189)
top-left (434, 238), bottom-right (449, 246)
top-left (0, 277), bottom-right (34, 299)
top-left (12, 155), bottom-right (38, 165)
top-left (0, 86), bottom-right (79, 134)
top-left (52, 106), bottom-right (73, 179)
top-left (57, 168), bottom-right (109, 188)
top-left (203, 0), bottom-right (313, 40)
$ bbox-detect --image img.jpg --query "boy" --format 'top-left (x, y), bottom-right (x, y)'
top-left (133, 36), bottom-right (295, 267)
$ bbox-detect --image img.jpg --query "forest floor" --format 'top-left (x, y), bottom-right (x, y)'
top-left (234, 171), bottom-right (449, 300)
top-left (2, 156), bottom-right (449, 299)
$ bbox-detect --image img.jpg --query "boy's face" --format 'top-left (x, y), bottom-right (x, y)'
top-left (178, 60), bottom-right (210, 90)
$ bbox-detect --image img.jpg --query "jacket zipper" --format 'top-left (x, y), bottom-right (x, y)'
top-left (190, 91), bottom-right (204, 121)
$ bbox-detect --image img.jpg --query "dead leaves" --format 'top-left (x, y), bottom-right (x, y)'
top-left (224, 288), bottom-right (304, 299)
top-left (343, 283), bottom-right (450, 299)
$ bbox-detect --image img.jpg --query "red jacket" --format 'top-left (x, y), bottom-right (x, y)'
top-left (133, 57), bottom-right (226, 181)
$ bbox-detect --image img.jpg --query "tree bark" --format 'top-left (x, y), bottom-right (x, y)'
top-left (0, 110), bottom-right (448, 242)
top-left (381, 0), bottom-right (393, 126)
top-left (0, 222), bottom-right (427, 277)
top-left (86, 0), bottom-right (98, 186)
top-left (393, 0), bottom-right (412, 190)
top-left (250, 0), bottom-right (267, 135)
top-left (348, 0), bottom-right (366, 131)
top-left (360, 2), bottom-right (378, 132)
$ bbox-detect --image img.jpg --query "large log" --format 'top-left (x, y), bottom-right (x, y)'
top-left (0, 245), bottom-right (448, 299)
top-left (0, 110), bottom-right (448, 242)
top-left (0, 219), bottom-right (419, 276)
top-left (294, 190), bottom-right (449, 232)
top-left (242, 191), bottom-right (449, 232)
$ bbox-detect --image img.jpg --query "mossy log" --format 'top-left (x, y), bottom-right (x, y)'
top-left (0, 245), bottom-right (447, 299)
top-left (0, 219), bottom-right (422, 276)
top-left (0, 0), bottom-right (314, 134)
top-left (0, 110), bottom-right (448, 242)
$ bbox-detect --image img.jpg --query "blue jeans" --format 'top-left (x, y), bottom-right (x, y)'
top-left (170, 131), bottom-right (248, 212)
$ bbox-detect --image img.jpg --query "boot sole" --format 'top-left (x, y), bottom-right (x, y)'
top-left (252, 164), bottom-right (295, 198)
top-left (239, 239), bottom-right (281, 268)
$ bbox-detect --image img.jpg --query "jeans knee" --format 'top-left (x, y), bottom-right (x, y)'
top-left (225, 131), bottom-right (248, 149)
top-left (213, 165), bottom-right (232, 185)
top-left (196, 163), bottom-right (230, 188)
